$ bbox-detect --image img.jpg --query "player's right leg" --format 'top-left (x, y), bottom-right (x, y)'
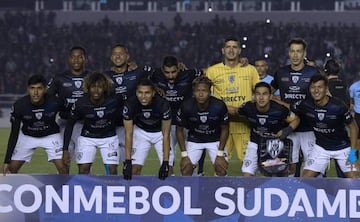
top-left (7, 160), bottom-right (25, 173)
top-left (9, 132), bottom-right (37, 173)
top-left (131, 126), bottom-right (152, 175)
top-left (75, 136), bottom-right (97, 174)
top-left (185, 141), bottom-right (206, 176)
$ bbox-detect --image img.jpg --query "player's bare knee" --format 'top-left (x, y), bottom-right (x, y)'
top-left (181, 163), bottom-right (193, 176)
top-left (132, 165), bottom-right (142, 175)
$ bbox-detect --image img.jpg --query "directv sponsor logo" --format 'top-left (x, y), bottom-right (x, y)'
top-left (313, 127), bottom-right (335, 134)
top-left (220, 96), bottom-right (246, 102)
top-left (284, 93), bottom-right (306, 100)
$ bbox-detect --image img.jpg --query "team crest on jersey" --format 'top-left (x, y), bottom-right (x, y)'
top-left (291, 76), bottom-right (299, 84)
top-left (144, 112), bottom-right (151, 118)
top-left (74, 80), bottom-right (82, 89)
top-left (97, 110), bottom-right (104, 118)
top-left (266, 139), bottom-right (284, 159)
top-left (167, 83), bottom-right (174, 90)
top-left (35, 112), bottom-right (43, 120)
top-left (259, 118), bottom-right (266, 125)
top-left (116, 77), bottom-right (123, 85)
top-left (317, 113), bottom-right (325, 121)
top-left (229, 75), bottom-right (235, 83)
top-left (200, 115), bottom-right (207, 123)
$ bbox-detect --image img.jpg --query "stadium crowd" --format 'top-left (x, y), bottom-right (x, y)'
top-left (1, 10), bottom-right (360, 94)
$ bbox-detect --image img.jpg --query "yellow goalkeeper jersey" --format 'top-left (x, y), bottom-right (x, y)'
top-left (206, 62), bottom-right (260, 107)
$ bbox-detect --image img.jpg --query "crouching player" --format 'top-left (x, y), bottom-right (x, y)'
top-left (291, 74), bottom-right (359, 178)
top-left (228, 82), bottom-right (300, 176)
top-left (2, 75), bottom-right (67, 174)
top-left (176, 76), bottom-right (229, 176)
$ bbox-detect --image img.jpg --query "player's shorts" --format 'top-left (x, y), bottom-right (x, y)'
top-left (186, 141), bottom-right (228, 165)
top-left (304, 144), bottom-right (358, 174)
top-left (287, 131), bottom-right (315, 163)
top-left (170, 125), bottom-right (188, 166)
top-left (11, 132), bottom-right (63, 163)
top-left (75, 135), bottom-right (120, 165)
top-left (57, 118), bottom-right (83, 160)
top-left (116, 126), bottom-right (126, 162)
top-left (132, 126), bottom-right (172, 166)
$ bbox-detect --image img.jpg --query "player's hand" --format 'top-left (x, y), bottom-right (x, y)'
top-left (2, 164), bottom-right (10, 175)
top-left (178, 62), bottom-right (188, 71)
top-left (127, 62), bottom-right (138, 71)
top-left (123, 159), bottom-right (132, 180)
top-left (347, 148), bottom-right (359, 170)
top-left (239, 57), bottom-right (249, 67)
top-left (214, 156), bottom-right (229, 176)
top-left (155, 86), bottom-right (165, 97)
top-left (62, 150), bottom-right (70, 169)
top-left (158, 161), bottom-right (169, 180)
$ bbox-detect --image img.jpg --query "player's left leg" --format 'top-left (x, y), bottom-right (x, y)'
top-left (43, 133), bottom-right (68, 174)
top-left (207, 141), bottom-right (228, 176)
top-left (333, 147), bottom-right (359, 178)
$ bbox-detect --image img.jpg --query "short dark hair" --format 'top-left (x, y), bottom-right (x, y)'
top-left (254, 81), bottom-right (271, 93)
top-left (137, 78), bottom-right (155, 90)
top-left (70, 46), bottom-right (86, 56)
top-left (83, 72), bottom-right (112, 96)
top-left (224, 36), bottom-right (240, 45)
top-left (162, 55), bottom-right (178, 67)
top-left (28, 74), bottom-right (47, 87)
top-left (323, 59), bottom-right (340, 75)
top-left (111, 43), bottom-right (129, 54)
top-left (192, 76), bottom-right (212, 90)
top-left (288, 37), bottom-right (307, 50)
top-left (310, 73), bottom-right (328, 87)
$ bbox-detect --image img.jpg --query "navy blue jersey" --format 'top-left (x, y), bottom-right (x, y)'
top-left (151, 68), bottom-right (203, 124)
top-left (47, 70), bottom-right (89, 119)
top-left (104, 65), bottom-right (153, 101)
top-left (238, 100), bottom-right (291, 144)
top-left (4, 94), bottom-right (62, 163)
top-left (176, 97), bottom-right (229, 143)
top-left (271, 64), bottom-right (318, 132)
top-left (65, 95), bottom-right (122, 143)
top-left (123, 95), bottom-right (171, 132)
top-left (328, 77), bottom-right (350, 107)
top-left (291, 97), bottom-right (352, 150)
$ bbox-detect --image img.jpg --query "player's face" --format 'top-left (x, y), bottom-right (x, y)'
top-left (255, 60), bottom-right (268, 78)
top-left (69, 49), bottom-right (85, 74)
top-left (288, 43), bottom-right (306, 67)
top-left (254, 86), bottom-right (271, 109)
top-left (89, 82), bottom-right (105, 102)
top-left (111, 46), bottom-right (129, 68)
top-left (28, 83), bottom-right (46, 105)
top-left (222, 40), bottom-right (241, 61)
top-left (309, 80), bottom-right (328, 102)
top-left (193, 83), bottom-right (211, 104)
top-left (136, 85), bottom-right (155, 106)
top-left (162, 65), bottom-right (179, 83)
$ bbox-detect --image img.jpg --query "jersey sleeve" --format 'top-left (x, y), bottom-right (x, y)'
top-left (176, 104), bottom-right (187, 127)
top-left (290, 100), bottom-right (303, 115)
top-left (237, 102), bottom-right (248, 116)
top-left (271, 69), bottom-right (280, 90)
top-left (4, 103), bottom-right (22, 163)
top-left (161, 100), bottom-right (171, 120)
top-left (46, 75), bottom-right (59, 96)
top-left (122, 101), bottom-right (133, 120)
